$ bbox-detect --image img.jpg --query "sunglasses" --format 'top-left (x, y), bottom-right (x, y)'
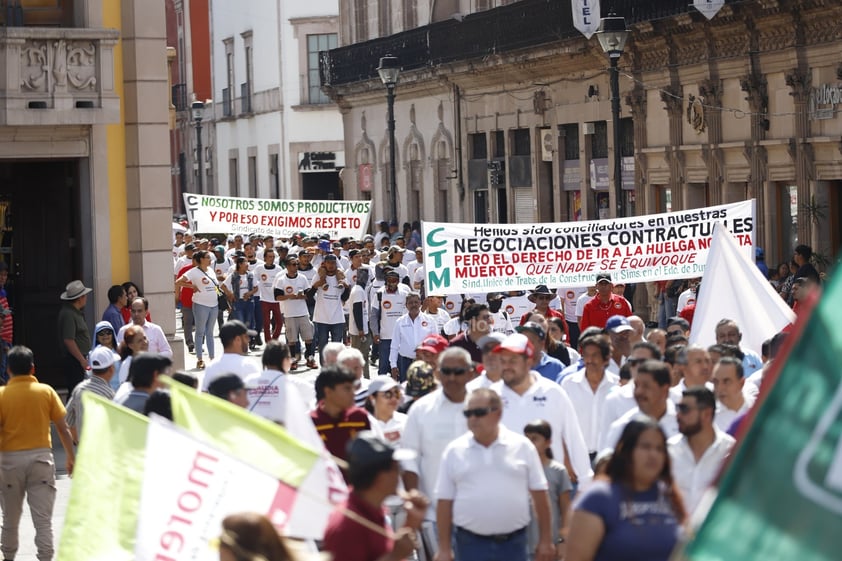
top-left (462, 407), bottom-right (498, 419)
top-left (440, 367), bottom-right (469, 376)
top-left (676, 403), bottom-right (700, 414)
top-left (380, 390), bottom-right (401, 399)
top-left (627, 358), bottom-right (646, 366)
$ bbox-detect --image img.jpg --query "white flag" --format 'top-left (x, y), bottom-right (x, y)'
top-left (689, 222), bottom-right (795, 355)
top-left (572, 0), bottom-right (600, 39)
top-left (694, 0), bottom-right (725, 20)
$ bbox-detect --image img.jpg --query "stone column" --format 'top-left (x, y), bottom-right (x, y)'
top-left (785, 68), bottom-right (813, 247)
top-left (122, 0), bottom-right (182, 366)
top-left (740, 72), bottom-right (769, 250)
top-left (699, 78), bottom-right (724, 206)
top-left (661, 85), bottom-right (685, 209)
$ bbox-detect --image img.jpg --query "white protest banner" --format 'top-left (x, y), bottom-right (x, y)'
top-left (694, 0), bottom-right (725, 20)
top-left (423, 200), bottom-right (755, 293)
top-left (183, 193), bottom-right (371, 239)
top-left (572, 0), bottom-right (600, 39)
top-left (134, 418), bottom-right (305, 561)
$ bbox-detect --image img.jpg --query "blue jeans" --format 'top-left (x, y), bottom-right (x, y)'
top-left (658, 294), bottom-right (678, 329)
top-left (453, 526), bottom-right (527, 561)
top-left (378, 339), bottom-right (392, 375)
top-left (397, 354), bottom-right (414, 383)
top-left (232, 299), bottom-right (255, 330)
top-left (314, 322), bottom-right (345, 361)
top-left (193, 302), bottom-right (217, 361)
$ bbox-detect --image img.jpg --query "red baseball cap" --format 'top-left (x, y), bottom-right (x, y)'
top-left (491, 333), bottom-right (535, 359)
top-left (416, 334), bottom-right (449, 354)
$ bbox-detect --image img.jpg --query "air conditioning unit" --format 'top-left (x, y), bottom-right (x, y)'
top-left (540, 129), bottom-right (554, 162)
top-left (583, 122), bottom-right (596, 135)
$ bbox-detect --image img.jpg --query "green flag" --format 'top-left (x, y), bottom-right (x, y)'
top-left (57, 393), bottom-right (149, 561)
top-left (682, 272), bottom-right (842, 561)
top-left (169, 382), bottom-right (318, 487)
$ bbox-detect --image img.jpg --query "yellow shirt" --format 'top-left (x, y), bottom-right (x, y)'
top-left (0, 375), bottom-right (66, 451)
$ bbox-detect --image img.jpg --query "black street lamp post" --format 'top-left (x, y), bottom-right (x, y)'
top-left (597, 12), bottom-right (629, 218)
top-left (191, 100), bottom-right (205, 193)
top-left (377, 55), bottom-right (400, 225)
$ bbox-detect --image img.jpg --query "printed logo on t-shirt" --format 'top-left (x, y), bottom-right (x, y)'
top-left (421, 321), bottom-right (428, 327)
top-left (615, 303), bottom-right (622, 309)
top-left (285, 286), bottom-right (294, 293)
top-left (446, 302), bottom-right (455, 311)
top-left (566, 290), bottom-right (575, 300)
top-left (505, 305), bottom-right (515, 315)
top-left (261, 273), bottom-right (268, 281)
top-left (201, 277), bottom-right (209, 284)
top-left (383, 301), bottom-right (392, 310)
top-left (323, 284), bottom-right (330, 291)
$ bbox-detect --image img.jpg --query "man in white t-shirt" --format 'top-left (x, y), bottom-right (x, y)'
top-left (348, 267), bottom-right (372, 373)
top-left (502, 291), bottom-right (532, 323)
top-left (371, 269), bottom-right (410, 375)
top-left (273, 255), bottom-right (316, 370)
top-left (253, 248), bottom-right (283, 343)
top-left (201, 320), bottom-right (261, 391)
top-left (309, 254), bottom-right (350, 363)
top-left (558, 286), bottom-right (587, 347)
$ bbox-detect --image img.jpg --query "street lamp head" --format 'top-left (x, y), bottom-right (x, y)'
top-left (597, 12), bottom-right (628, 58)
top-left (191, 100), bottom-right (205, 123)
top-left (377, 55), bottom-right (400, 87)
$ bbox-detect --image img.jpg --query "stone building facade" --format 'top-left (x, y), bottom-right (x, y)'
top-left (322, 0), bottom-right (842, 278)
top-left (0, 0), bottom-right (176, 385)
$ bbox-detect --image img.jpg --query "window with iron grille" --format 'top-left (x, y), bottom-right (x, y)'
top-left (591, 121), bottom-right (608, 159)
top-left (469, 133), bottom-right (487, 160)
top-left (561, 124), bottom-right (579, 160)
top-left (620, 118), bottom-right (635, 157)
top-left (512, 128), bottom-right (531, 156)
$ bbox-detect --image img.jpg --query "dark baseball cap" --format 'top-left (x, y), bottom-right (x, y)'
top-left (323, 254), bottom-right (338, 262)
top-left (595, 273), bottom-right (612, 284)
top-left (347, 431), bottom-right (416, 468)
top-left (207, 373), bottom-right (255, 399)
top-left (219, 320), bottom-right (257, 341)
top-left (516, 321), bottom-right (546, 341)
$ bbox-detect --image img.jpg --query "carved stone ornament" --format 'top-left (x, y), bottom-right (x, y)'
top-left (20, 38), bottom-right (97, 93)
top-left (686, 93), bottom-right (706, 134)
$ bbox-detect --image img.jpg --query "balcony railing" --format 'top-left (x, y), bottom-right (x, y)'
top-left (0, 26), bottom-right (120, 125)
top-left (320, 0), bottom-right (739, 87)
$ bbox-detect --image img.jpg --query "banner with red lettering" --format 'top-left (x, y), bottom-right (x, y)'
top-left (422, 200), bottom-right (755, 292)
top-left (183, 193), bottom-right (371, 239)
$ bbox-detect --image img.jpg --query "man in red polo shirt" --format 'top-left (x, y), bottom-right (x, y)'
top-left (579, 273), bottom-right (632, 331)
top-left (323, 432), bottom-right (428, 561)
top-left (311, 364), bottom-right (371, 478)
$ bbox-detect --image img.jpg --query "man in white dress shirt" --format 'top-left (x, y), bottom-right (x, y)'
top-left (712, 356), bottom-right (753, 432)
top-left (560, 334), bottom-right (618, 459)
top-left (116, 297), bottom-right (173, 358)
top-left (668, 386), bottom-right (735, 514)
top-left (400, 347), bottom-right (471, 561)
top-left (435, 387), bottom-right (555, 561)
top-left (389, 292), bottom-right (437, 382)
top-left (600, 340), bottom-right (662, 433)
top-left (490, 333), bottom-right (592, 486)
top-left (602, 359), bottom-right (679, 450)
